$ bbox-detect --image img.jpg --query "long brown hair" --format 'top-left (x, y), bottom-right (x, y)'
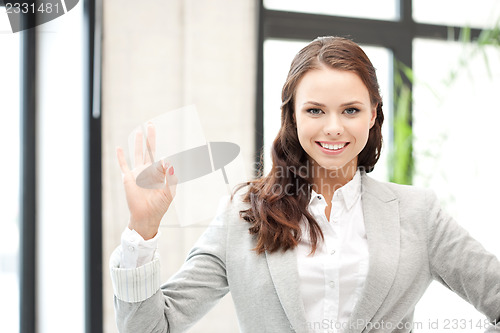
top-left (235, 36), bottom-right (384, 254)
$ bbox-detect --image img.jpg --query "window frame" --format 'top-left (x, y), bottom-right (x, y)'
top-left (19, 11), bottom-right (37, 333)
top-left (83, 0), bottom-right (103, 332)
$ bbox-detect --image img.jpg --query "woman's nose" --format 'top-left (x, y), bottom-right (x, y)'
top-left (323, 114), bottom-right (344, 136)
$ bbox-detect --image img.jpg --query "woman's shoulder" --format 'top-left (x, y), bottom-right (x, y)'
top-left (208, 184), bottom-right (251, 227)
top-left (361, 173), bottom-right (442, 223)
top-left (361, 172), bottom-right (436, 204)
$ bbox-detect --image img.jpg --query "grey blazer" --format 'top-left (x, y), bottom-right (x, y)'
top-left (114, 172), bottom-right (500, 333)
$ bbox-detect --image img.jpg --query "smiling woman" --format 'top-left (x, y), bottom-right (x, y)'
top-left (109, 36), bottom-right (500, 333)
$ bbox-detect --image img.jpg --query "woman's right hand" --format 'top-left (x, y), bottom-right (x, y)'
top-left (116, 123), bottom-right (177, 240)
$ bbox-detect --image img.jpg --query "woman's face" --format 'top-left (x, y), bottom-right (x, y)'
top-left (294, 67), bottom-right (377, 172)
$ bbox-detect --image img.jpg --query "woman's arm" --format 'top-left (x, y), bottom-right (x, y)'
top-left (426, 190), bottom-right (500, 329)
top-left (110, 210), bottom-right (230, 333)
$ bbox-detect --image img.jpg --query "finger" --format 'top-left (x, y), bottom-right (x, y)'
top-left (116, 146), bottom-right (130, 174)
top-left (144, 122), bottom-right (156, 164)
top-left (134, 130), bottom-right (144, 168)
top-left (165, 165), bottom-right (178, 197)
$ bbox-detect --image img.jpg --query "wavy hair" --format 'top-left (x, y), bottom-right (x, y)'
top-left (235, 36), bottom-right (384, 254)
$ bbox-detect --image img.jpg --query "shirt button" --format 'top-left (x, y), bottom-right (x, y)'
top-left (329, 281), bottom-right (335, 288)
top-left (317, 195), bottom-right (321, 200)
top-left (330, 250), bottom-right (336, 255)
top-left (128, 246), bottom-right (135, 252)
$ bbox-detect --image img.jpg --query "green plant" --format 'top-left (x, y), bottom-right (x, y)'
top-left (389, 61), bottom-right (413, 185)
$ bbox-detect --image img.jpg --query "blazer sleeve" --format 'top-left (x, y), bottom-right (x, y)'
top-left (426, 189), bottom-right (500, 328)
top-left (110, 200), bottom-right (231, 333)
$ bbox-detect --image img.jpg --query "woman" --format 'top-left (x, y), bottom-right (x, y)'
top-left (111, 36), bottom-right (500, 332)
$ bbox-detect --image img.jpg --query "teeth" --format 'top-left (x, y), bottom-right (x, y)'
top-left (320, 142), bottom-right (347, 150)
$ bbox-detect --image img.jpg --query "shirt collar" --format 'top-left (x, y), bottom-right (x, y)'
top-left (308, 168), bottom-right (362, 210)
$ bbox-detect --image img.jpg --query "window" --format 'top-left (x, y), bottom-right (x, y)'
top-left (36, 6), bottom-right (86, 332)
top-left (0, 13), bottom-right (21, 333)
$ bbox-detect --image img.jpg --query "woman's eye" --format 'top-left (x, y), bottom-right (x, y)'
top-left (344, 108), bottom-right (360, 115)
top-left (307, 108), bottom-right (323, 115)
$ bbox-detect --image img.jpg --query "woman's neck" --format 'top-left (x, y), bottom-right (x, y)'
top-left (310, 160), bottom-right (358, 199)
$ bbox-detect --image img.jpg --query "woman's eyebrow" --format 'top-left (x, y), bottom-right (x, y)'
top-left (302, 101), bottom-right (326, 107)
top-left (340, 101), bottom-right (364, 107)
top-left (302, 100), bottom-right (365, 107)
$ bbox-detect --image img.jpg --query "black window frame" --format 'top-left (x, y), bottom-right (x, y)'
top-left (255, 0), bottom-right (483, 178)
top-left (19, 11), bottom-right (37, 333)
top-left (84, 0), bottom-right (103, 332)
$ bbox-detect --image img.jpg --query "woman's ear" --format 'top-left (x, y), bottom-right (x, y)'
top-left (369, 105), bottom-right (377, 128)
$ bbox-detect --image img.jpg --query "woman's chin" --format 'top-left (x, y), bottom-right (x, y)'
top-left (311, 158), bottom-right (358, 174)
top-left (313, 159), bottom-right (348, 171)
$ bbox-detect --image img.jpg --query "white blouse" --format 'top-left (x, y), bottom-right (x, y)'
top-left (297, 169), bottom-right (369, 333)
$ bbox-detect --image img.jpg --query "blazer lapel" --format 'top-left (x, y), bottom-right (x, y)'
top-left (265, 248), bottom-right (308, 333)
top-left (348, 173), bottom-right (401, 333)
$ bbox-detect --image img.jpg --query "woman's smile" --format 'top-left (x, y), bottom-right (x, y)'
top-left (315, 141), bottom-right (350, 154)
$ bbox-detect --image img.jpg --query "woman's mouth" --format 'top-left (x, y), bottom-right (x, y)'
top-left (315, 141), bottom-right (350, 155)
top-left (316, 141), bottom-right (349, 151)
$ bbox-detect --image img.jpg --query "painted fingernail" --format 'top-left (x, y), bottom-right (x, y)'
top-left (169, 166), bottom-right (174, 176)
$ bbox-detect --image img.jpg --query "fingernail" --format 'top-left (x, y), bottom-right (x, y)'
top-left (169, 166), bottom-right (174, 176)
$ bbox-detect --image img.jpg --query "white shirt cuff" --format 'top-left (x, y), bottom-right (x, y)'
top-left (109, 246), bottom-right (161, 302)
top-left (120, 227), bottom-right (160, 269)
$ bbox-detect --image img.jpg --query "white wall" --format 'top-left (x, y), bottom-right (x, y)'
top-left (102, 1), bottom-right (257, 332)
